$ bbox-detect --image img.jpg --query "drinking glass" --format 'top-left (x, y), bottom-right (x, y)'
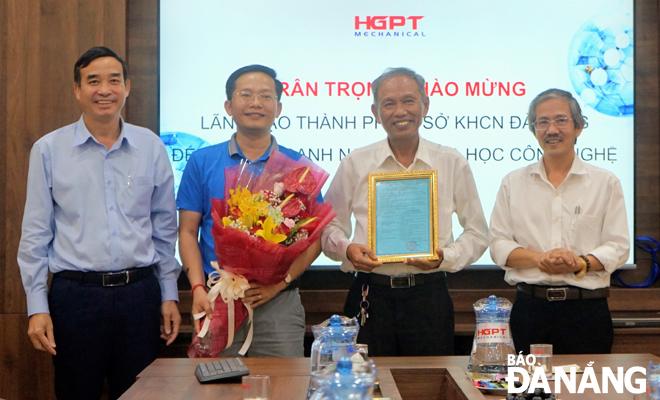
top-left (529, 344), bottom-right (553, 377)
top-left (243, 375), bottom-right (270, 400)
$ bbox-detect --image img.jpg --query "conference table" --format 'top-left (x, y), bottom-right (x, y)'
top-left (120, 354), bottom-right (658, 399)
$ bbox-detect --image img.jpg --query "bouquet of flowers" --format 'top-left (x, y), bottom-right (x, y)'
top-left (188, 151), bottom-right (336, 357)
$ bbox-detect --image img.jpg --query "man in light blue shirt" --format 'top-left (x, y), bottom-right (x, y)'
top-left (17, 46), bottom-right (181, 400)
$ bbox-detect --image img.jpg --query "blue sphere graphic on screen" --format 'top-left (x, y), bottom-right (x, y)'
top-left (161, 132), bottom-right (210, 195)
top-left (567, 9), bottom-right (633, 117)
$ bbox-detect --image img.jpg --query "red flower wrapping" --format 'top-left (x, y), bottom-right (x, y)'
top-left (188, 151), bottom-right (336, 357)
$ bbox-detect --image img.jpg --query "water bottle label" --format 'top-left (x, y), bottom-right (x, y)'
top-left (475, 322), bottom-right (510, 343)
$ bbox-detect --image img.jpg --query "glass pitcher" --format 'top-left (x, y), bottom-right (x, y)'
top-left (310, 357), bottom-right (377, 400)
top-left (649, 360), bottom-right (660, 400)
top-left (467, 295), bottom-right (516, 374)
top-left (310, 315), bottom-right (360, 373)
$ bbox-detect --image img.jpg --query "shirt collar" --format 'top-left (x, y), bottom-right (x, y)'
top-left (531, 155), bottom-right (588, 180)
top-left (376, 135), bottom-right (433, 170)
top-left (228, 132), bottom-right (279, 162)
top-left (72, 115), bottom-right (135, 149)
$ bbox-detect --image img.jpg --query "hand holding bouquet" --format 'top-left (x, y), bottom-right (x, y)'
top-left (188, 151), bottom-right (335, 357)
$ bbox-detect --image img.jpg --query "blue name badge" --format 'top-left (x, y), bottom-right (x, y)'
top-left (368, 171), bottom-right (439, 263)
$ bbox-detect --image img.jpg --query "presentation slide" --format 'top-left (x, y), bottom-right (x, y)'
top-left (160, 0), bottom-right (634, 267)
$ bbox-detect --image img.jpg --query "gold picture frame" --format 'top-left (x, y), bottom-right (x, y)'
top-left (367, 170), bottom-right (439, 263)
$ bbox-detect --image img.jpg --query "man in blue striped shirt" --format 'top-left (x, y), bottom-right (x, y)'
top-left (17, 46), bottom-right (181, 400)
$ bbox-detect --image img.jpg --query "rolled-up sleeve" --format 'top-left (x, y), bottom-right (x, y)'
top-left (489, 175), bottom-right (523, 269)
top-left (589, 179), bottom-right (630, 273)
top-left (438, 157), bottom-right (488, 272)
top-left (321, 159), bottom-right (355, 265)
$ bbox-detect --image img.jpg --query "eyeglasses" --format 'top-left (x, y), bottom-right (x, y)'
top-left (533, 117), bottom-right (573, 131)
top-left (233, 91), bottom-right (278, 103)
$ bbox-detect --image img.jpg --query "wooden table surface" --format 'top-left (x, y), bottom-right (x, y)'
top-left (120, 354), bottom-right (659, 400)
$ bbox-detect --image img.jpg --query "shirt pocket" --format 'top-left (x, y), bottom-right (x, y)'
top-left (125, 175), bottom-right (153, 218)
top-left (571, 214), bottom-right (603, 254)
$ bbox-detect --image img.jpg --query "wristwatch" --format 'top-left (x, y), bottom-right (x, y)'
top-left (574, 257), bottom-right (588, 278)
top-left (284, 273), bottom-right (292, 287)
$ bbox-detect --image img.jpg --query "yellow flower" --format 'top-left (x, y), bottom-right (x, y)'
top-left (227, 187), bottom-right (251, 217)
top-left (232, 187), bottom-right (251, 206)
top-left (242, 213), bottom-right (254, 228)
top-left (222, 217), bottom-right (233, 227)
top-left (255, 216), bottom-right (287, 244)
top-left (226, 187), bottom-right (269, 228)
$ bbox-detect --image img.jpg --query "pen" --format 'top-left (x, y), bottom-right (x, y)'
top-left (127, 174), bottom-right (131, 188)
top-left (573, 205), bottom-right (580, 223)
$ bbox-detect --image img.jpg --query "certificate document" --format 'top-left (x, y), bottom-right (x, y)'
top-left (367, 171), bottom-right (439, 263)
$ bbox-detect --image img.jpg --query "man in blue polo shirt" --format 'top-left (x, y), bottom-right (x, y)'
top-left (177, 65), bottom-right (320, 357)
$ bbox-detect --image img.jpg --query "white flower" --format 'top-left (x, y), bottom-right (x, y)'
top-left (266, 205), bottom-right (284, 225)
top-left (273, 182), bottom-right (284, 196)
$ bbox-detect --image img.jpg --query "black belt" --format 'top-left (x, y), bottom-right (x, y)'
top-left (54, 265), bottom-right (156, 287)
top-left (358, 271), bottom-right (446, 289)
top-left (517, 283), bottom-right (609, 301)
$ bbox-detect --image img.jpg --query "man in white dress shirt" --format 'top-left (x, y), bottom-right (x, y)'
top-left (489, 88), bottom-right (630, 354)
top-left (322, 68), bottom-right (488, 356)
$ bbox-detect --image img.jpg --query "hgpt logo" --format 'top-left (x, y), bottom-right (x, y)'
top-left (354, 16), bottom-right (426, 38)
top-left (354, 16), bottom-right (423, 30)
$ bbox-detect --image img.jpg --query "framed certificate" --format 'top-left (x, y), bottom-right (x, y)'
top-left (367, 170), bottom-right (439, 263)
